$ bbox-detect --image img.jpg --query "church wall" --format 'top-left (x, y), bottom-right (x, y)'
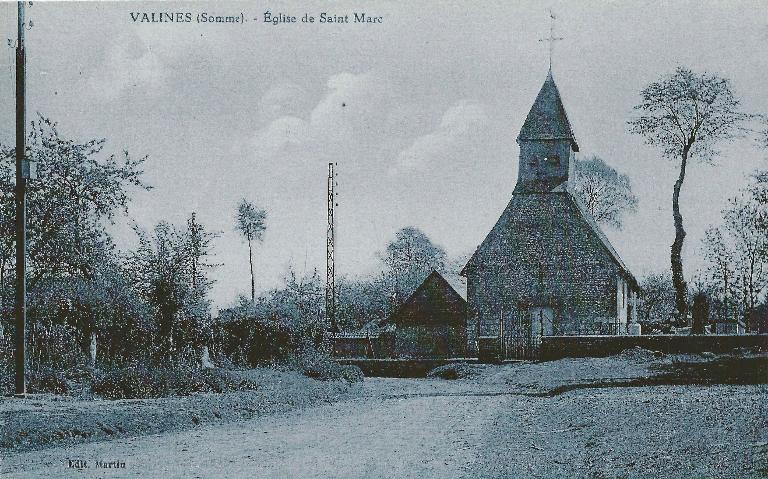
top-left (466, 274), bottom-right (479, 356)
top-left (466, 193), bottom-right (623, 345)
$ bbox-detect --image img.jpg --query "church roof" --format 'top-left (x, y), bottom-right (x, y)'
top-left (560, 183), bottom-right (638, 288)
top-left (460, 188), bottom-right (638, 290)
top-left (517, 71), bottom-right (579, 152)
top-left (388, 270), bottom-right (467, 326)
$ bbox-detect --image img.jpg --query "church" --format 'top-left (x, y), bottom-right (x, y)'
top-left (461, 71), bottom-right (640, 360)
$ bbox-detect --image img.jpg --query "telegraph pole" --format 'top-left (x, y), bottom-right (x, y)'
top-left (326, 163), bottom-right (337, 333)
top-left (14, 0), bottom-right (28, 397)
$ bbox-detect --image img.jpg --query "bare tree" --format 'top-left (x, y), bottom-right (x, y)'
top-left (723, 196), bottom-right (768, 324)
top-left (702, 227), bottom-right (737, 323)
top-left (572, 155), bottom-right (638, 230)
top-left (637, 271), bottom-right (677, 328)
top-left (749, 170), bottom-right (768, 208)
top-left (235, 199), bottom-right (267, 302)
top-left (629, 67), bottom-right (758, 321)
top-left (702, 169), bottom-right (768, 327)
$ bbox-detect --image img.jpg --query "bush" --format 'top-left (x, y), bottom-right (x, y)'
top-left (0, 367), bottom-right (73, 395)
top-left (28, 368), bottom-right (70, 394)
top-left (692, 291), bottom-right (710, 335)
top-left (91, 366), bottom-right (259, 400)
top-left (427, 363), bottom-right (478, 380)
top-left (297, 351), bottom-right (364, 383)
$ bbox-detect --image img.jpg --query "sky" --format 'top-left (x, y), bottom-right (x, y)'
top-left (0, 0), bottom-right (766, 310)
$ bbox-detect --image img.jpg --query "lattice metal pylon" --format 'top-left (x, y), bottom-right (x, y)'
top-left (326, 162), bottom-right (337, 332)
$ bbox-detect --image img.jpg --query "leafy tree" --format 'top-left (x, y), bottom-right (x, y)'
top-left (269, 267), bottom-right (326, 349)
top-left (235, 199), bottom-right (267, 302)
top-left (0, 117), bottom-right (149, 365)
top-left (215, 300), bottom-right (293, 366)
top-left (748, 170), bottom-right (768, 212)
top-left (380, 227), bottom-right (447, 306)
top-left (572, 155), bottom-right (638, 229)
top-left (335, 276), bottom-right (390, 331)
top-left (725, 199), bottom-right (767, 323)
top-left (629, 67), bottom-right (760, 321)
top-left (213, 267), bottom-right (329, 366)
top-left (129, 214), bottom-right (218, 362)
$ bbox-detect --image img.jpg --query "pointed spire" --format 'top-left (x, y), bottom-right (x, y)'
top-left (517, 72), bottom-right (579, 152)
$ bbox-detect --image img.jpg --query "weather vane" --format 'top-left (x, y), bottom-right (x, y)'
top-left (538, 9), bottom-right (563, 71)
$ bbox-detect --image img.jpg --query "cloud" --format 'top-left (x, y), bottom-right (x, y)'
top-left (87, 33), bottom-right (165, 100)
top-left (309, 72), bottom-right (389, 143)
top-left (395, 100), bottom-right (488, 171)
top-left (259, 83), bottom-right (307, 122)
top-left (251, 72), bottom-right (392, 163)
top-left (252, 116), bottom-right (310, 158)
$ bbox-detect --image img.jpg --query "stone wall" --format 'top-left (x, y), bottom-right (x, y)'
top-left (333, 327), bottom-right (466, 359)
top-left (540, 334), bottom-right (768, 361)
top-left (335, 358), bottom-right (478, 378)
top-left (332, 334), bottom-right (394, 359)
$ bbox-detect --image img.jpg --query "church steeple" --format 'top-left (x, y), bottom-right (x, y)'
top-left (517, 71), bottom-right (578, 150)
top-left (514, 72), bottom-right (579, 194)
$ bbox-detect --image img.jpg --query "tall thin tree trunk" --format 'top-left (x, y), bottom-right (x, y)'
top-left (723, 268), bottom-right (729, 322)
top-left (248, 238), bottom-right (255, 302)
top-left (671, 151), bottom-right (689, 323)
top-left (0, 258), bottom-right (4, 342)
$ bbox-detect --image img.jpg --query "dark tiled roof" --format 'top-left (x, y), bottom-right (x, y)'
top-left (460, 189), bottom-right (638, 289)
top-left (388, 270), bottom-right (467, 326)
top-left (562, 184), bottom-right (638, 288)
top-left (517, 71), bottom-right (579, 152)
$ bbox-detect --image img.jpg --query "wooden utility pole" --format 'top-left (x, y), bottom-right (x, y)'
top-left (14, 0), bottom-right (28, 397)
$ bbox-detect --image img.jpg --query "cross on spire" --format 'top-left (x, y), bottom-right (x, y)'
top-left (538, 9), bottom-right (563, 72)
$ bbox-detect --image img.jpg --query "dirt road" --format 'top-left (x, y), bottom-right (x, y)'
top-left (3, 382), bottom-right (767, 478)
top-left (2, 359), bottom-right (767, 478)
top-left (1, 382), bottom-right (496, 478)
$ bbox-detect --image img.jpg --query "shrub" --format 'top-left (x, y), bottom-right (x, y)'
top-left (92, 366), bottom-right (259, 399)
top-left (92, 366), bottom-right (155, 399)
top-left (427, 363), bottom-right (478, 380)
top-left (692, 291), bottom-right (710, 335)
top-left (0, 366), bottom-right (72, 395)
top-left (28, 368), bottom-right (70, 394)
top-left (297, 351), bottom-right (364, 383)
